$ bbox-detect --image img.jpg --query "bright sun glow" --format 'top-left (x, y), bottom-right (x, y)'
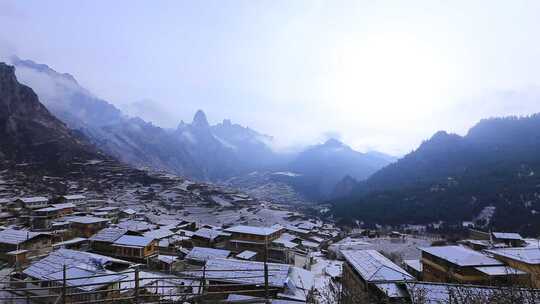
top-left (324, 32), bottom-right (456, 125)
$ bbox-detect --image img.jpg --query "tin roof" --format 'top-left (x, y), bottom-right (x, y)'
top-left (225, 225), bottom-right (282, 236)
top-left (486, 247), bottom-right (540, 265)
top-left (0, 229), bottom-right (48, 245)
top-left (341, 249), bottom-right (414, 282)
top-left (23, 249), bottom-right (131, 291)
top-left (421, 245), bottom-right (502, 267)
top-left (90, 228), bottom-right (128, 243)
top-left (186, 247), bottom-right (231, 262)
top-left (113, 235), bottom-right (154, 248)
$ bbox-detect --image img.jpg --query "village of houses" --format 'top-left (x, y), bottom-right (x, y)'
top-left (0, 166), bottom-right (539, 303)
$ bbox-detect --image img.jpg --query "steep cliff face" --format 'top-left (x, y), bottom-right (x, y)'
top-left (0, 63), bottom-right (101, 167)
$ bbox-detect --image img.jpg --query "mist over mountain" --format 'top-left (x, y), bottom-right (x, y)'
top-left (11, 57), bottom-right (206, 178)
top-left (211, 118), bottom-right (278, 167)
top-left (287, 138), bottom-right (395, 200)
top-left (0, 62), bottom-right (103, 170)
top-left (333, 114), bottom-right (540, 234)
top-left (12, 57), bottom-right (289, 180)
top-left (9, 57), bottom-right (396, 201)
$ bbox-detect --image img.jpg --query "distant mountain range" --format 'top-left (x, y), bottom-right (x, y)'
top-left (9, 57), bottom-right (392, 198)
top-left (286, 139), bottom-right (395, 200)
top-left (7, 56), bottom-right (540, 235)
top-left (12, 57), bottom-right (278, 180)
top-left (333, 115), bottom-right (540, 235)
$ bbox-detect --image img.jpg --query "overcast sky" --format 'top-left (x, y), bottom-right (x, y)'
top-left (2, 1), bottom-right (540, 155)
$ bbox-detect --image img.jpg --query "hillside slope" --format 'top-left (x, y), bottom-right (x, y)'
top-left (334, 115), bottom-right (540, 235)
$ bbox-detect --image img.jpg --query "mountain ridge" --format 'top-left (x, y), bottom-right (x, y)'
top-left (333, 114), bottom-right (540, 235)
top-left (10, 57), bottom-right (396, 202)
top-left (0, 62), bottom-right (105, 171)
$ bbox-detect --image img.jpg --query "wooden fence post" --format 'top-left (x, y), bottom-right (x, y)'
top-left (134, 267), bottom-right (140, 304)
top-left (264, 262), bottom-right (269, 303)
top-left (62, 264), bottom-right (67, 304)
top-left (201, 264), bottom-right (207, 296)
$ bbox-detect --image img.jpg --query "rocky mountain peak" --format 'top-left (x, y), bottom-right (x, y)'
top-left (177, 120), bottom-right (187, 130)
top-left (0, 63), bottom-right (17, 87)
top-left (222, 119), bottom-right (232, 127)
top-left (0, 63), bottom-right (49, 118)
top-left (323, 138), bottom-right (344, 147)
top-left (192, 110), bottom-right (209, 128)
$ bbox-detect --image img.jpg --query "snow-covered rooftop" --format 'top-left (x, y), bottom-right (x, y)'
top-left (189, 258), bottom-right (290, 288)
top-left (193, 228), bottom-right (229, 240)
top-left (53, 237), bottom-right (87, 248)
top-left (272, 233), bottom-right (299, 249)
top-left (143, 228), bottom-right (175, 240)
top-left (225, 225), bottom-right (282, 236)
top-left (113, 235), bottom-right (154, 248)
top-left (474, 265), bottom-right (527, 276)
top-left (421, 245), bottom-right (502, 267)
top-left (52, 203), bottom-right (76, 209)
top-left (62, 194), bottom-right (86, 200)
top-left (157, 255), bottom-right (178, 264)
top-left (45, 266), bottom-right (126, 291)
top-left (18, 196), bottom-right (48, 203)
top-left (486, 247), bottom-right (540, 264)
top-left (117, 220), bottom-right (157, 232)
top-left (23, 249), bottom-right (132, 291)
top-left (492, 232), bottom-right (523, 241)
top-left (0, 229), bottom-right (47, 245)
top-left (96, 206), bottom-right (120, 212)
top-left (235, 250), bottom-right (258, 260)
top-left (341, 249), bottom-right (414, 282)
top-left (122, 208), bottom-right (137, 215)
top-left (403, 259), bottom-right (422, 272)
top-left (186, 247), bottom-right (231, 262)
top-left (90, 227), bottom-right (128, 243)
top-left (68, 216), bottom-right (109, 224)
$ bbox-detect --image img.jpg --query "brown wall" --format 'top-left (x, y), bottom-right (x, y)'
top-left (492, 255), bottom-right (540, 288)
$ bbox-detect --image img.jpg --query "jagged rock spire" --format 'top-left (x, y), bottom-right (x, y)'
top-left (192, 110), bottom-right (209, 128)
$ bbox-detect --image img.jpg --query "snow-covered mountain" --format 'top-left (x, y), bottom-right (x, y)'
top-left (10, 57), bottom-right (395, 200)
top-left (10, 57), bottom-right (280, 180)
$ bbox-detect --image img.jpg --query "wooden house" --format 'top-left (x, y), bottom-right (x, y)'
top-left (487, 247), bottom-right (540, 288)
top-left (224, 225), bottom-right (283, 261)
top-left (0, 229), bottom-right (52, 261)
top-left (421, 245), bottom-right (527, 286)
top-left (341, 249), bottom-right (414, 303)
top-left (68, 216), bottom-right (109, 238)
top-left (111, 235), bottom-right (158, 262)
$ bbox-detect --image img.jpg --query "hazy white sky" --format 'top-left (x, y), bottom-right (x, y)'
top-left (2, 1), bottom-right (540, 155)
